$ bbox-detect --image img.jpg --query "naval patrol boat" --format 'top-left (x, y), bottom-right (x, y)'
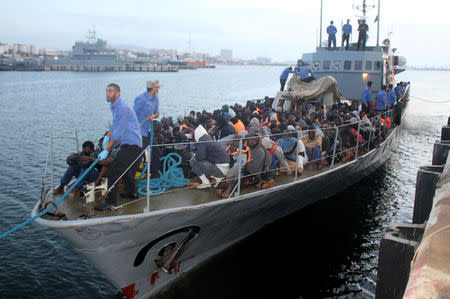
top-left (29, 1), bottom-right (410, 298)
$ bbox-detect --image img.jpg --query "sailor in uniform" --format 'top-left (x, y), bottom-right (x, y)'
top-left (95, 83), bottom-right (142, 211)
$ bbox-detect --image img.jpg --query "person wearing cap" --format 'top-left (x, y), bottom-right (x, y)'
top-left (95, 83), bottom-right (142, 211)
top-left (133, 80), bottom-right (162, 149)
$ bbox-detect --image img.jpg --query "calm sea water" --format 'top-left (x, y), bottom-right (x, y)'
top-left (0, 67), bottom-right (449, 298)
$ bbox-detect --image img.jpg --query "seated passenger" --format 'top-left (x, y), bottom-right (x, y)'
top-left (301, 128), bottom-right (323, 168)
top-left (277, 125), bottom-right (299, 162)
top-left (218, 139), bottom-right (250, 198)
top-left (94, 136), bottom-right (119, 186)
top-left (160, 117), bottom-right (174, 144)
top-left (211, 114), bottom-right (237, 142)
top-left (53, 141), bottom-right (99, 196)
top-left (262, 136), bottom-right (291, 175)
top-left (242, 133), bottom-right (273, 190)
top-left (173, 115), bottom-right (193, 143)
top-left (189, 125), bottom-right (230, 189)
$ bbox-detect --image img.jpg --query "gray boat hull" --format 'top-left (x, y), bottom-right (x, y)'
top-left (33, 120), bottom-right (403, 298)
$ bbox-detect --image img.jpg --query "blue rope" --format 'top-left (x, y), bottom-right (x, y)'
top-left (136, 121), bottom-right (189, 196)
top-left (0, 158), bottom-right (100, 240)
top-left (137, 153), bottom-right (190, 196)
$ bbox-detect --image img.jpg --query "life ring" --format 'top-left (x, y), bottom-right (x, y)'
top-left (312, 61), bottom-right (320, 70)
top-left (390, 69), bottom-right (395, 82)
top-left (333, 61), bottom-right (341, 70)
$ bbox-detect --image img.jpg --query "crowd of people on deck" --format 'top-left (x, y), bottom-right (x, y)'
top-left (53, 78), bottom-right (407, 211)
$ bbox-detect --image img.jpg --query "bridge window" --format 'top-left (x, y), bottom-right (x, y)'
top-left (344, 60), bottom-right (352, 70)
top-left (365, 61), bottom-right (372, 70)
top-left (323, 61), bottom-right (331, 70)
top-left (355, 60), bottom-right (363, 70)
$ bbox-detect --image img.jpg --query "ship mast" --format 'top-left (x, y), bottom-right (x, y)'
top-left (376, 0), bottom-right (380, 47)
top-left (319, 0), bottom-right (323, 48)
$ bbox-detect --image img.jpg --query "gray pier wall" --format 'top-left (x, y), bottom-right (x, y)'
top-left (376, 116), bottom-right (450, 299)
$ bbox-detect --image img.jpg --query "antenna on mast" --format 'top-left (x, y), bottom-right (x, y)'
top-left (353, 0), bottom-right (375, 20)
top-left (87, 25), bottom-right (97, 42)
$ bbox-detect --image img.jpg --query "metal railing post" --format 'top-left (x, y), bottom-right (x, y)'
top-left (329, 126), bottom-right (339, 169)
top-left (294, 130), bottom-right (300, 181)
top-left (75, 129), bottom-right (79, 152)
top-left (145, 146), bottom-right (151, 212)
top-left (50, 133), bottom-right (54, 191)
top-left (237, 138), bottom-right (243, 197)
top-left (355, 119), bottom-right (361, 159)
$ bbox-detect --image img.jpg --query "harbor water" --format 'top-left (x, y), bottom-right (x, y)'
top-left (0, 66), bottom-right (449, 298)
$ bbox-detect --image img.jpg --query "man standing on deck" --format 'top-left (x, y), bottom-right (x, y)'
top-left (134, 80), bottom-right (161, 149)
top-left (394, 82), bottom-right (404, 100)
top-left (327, 21), bottom-right (337, 49)
top-left (375, 85), bottom-right (388, 112)
top-left (279, 67), bottom-right (294, 91)
top-left (342, 19), bottom-right (352, 50)
top-left (95, 83), bottom-right (142, 211)
top-left (361, 80), bottom-right (372, 114)
top-left (387, 84), bottom-right (396, 107)
top-left (357, 19), bottom-right (369, 51)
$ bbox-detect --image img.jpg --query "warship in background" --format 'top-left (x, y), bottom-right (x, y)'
top-left (0, 28), bottom-right (214, 72)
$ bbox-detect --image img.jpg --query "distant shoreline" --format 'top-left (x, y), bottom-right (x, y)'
top-left (407, 67), bottom-right (450, 72)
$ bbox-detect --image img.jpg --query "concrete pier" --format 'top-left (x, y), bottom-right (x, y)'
top-left (11, 64), bottom-right (179, 72)
top-left (403, 153), bottom-right (450, 298)
top-left (376, 116), bottom-right (450, 298)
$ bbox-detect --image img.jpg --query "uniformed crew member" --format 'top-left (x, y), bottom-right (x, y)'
top-left (133, 80), bottom-right (162, 149)
top-left (95, 83), bottom-right (142, 211)
top-left (342, 19), bottom-right (352, 50)
top-left (327, 21), bottom-right (337, 49)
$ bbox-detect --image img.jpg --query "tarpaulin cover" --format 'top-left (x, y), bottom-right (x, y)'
top-left (283, 75), bottom-right (342, 106)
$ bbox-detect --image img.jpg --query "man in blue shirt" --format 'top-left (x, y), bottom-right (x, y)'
top-left (95, 83), bottom-right (143, 211)
top-left (387, 84), bottom-right (396, 107)
top-left (342, 19), bottom-right (352, 50)
top-left (297, 62), bottom-right (317, 83)
top-left (394, 82), bottom-right (404, 100)
top-left (327, 21), bottom-right (337, 49)
top-left (279, 67), bottom-right (293, 91)
top-left (133, 80), bottom-right (161, 149)
top-left (361, 80), bottom-right (372, 113)
top-left (375, 85), bottom-right (388, 111)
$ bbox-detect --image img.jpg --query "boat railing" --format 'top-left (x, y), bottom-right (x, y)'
top-left (41, 89), bottom-right (408, 215)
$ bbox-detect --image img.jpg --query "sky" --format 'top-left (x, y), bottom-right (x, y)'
top-left (1, 0), bottom-right (450, 66)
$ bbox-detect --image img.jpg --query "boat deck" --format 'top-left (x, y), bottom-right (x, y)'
top-left (43, 167), bottom-right (325, 221)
